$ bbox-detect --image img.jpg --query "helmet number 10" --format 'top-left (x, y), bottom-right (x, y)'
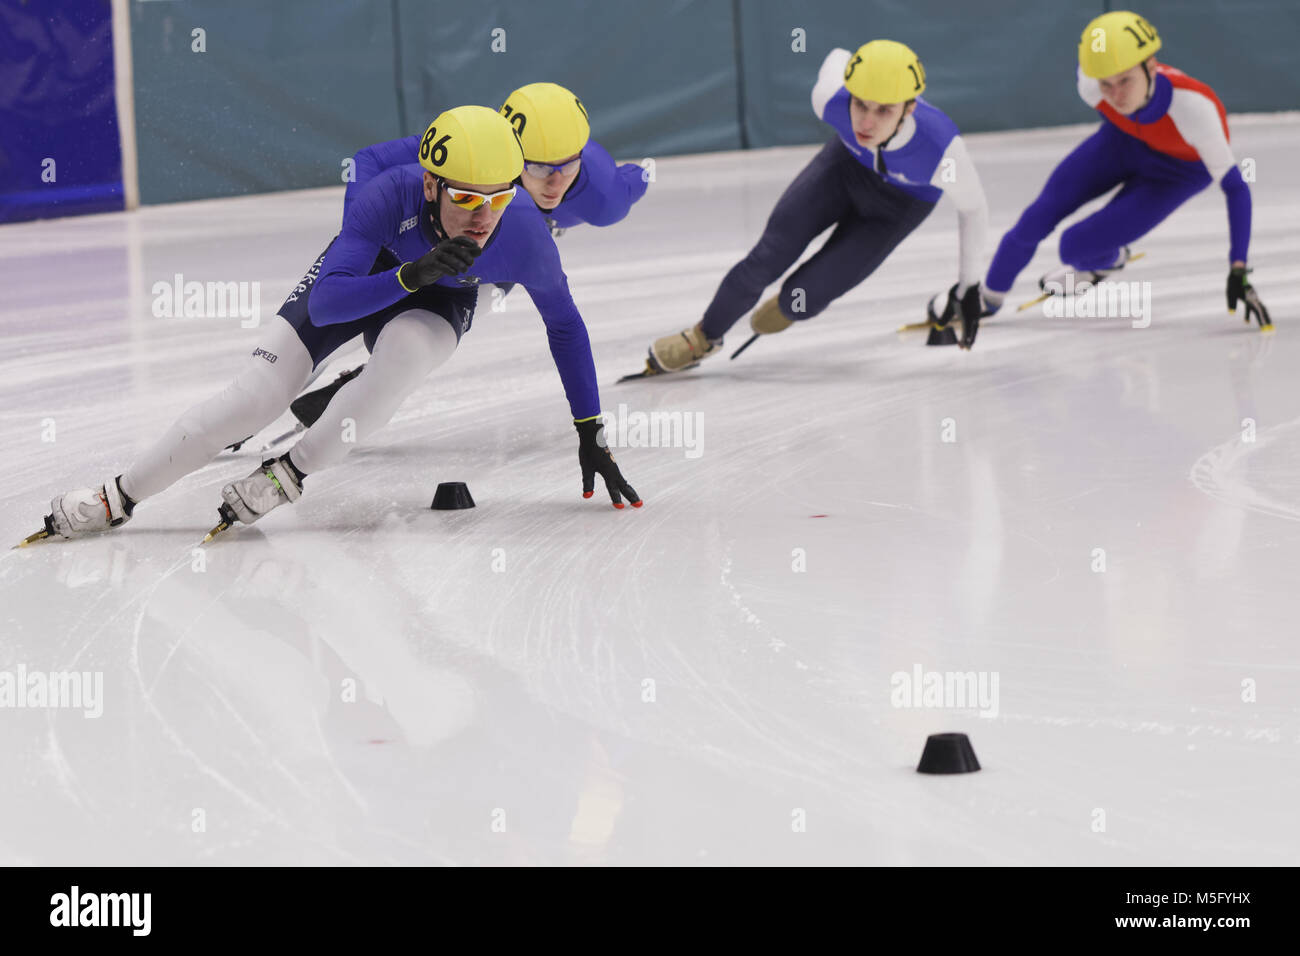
top-left (501, 104), bottom-right (527, 136)
top-left (1123, 16), bottom-right (1157, 48)
top-left (420, 128), bottom-right (451, 167)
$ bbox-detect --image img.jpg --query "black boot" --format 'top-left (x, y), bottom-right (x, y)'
top-left (290, 365), bottom-right (365, 427)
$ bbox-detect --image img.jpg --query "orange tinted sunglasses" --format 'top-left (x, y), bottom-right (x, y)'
top-left (440, 181), bottom-right (517, 212)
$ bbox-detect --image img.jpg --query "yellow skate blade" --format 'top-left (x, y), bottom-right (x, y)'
top-left (12, 528), bottom-right (51, 549)
top-left (202, 519), bottom-right (231, 543)
top-left (896, 319), bottom-right (935, 332)
top-left (1017, 292), bottom-right (1051, 312)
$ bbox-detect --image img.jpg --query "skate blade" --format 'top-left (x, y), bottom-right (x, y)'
top-left (12, 528), bottom-right (51, 549)
top-left (729, 333), bottom-right (759, 360)
top-left (899, 319), bottom-right (993, 334)
top-left (12, 515), bottom-right (56, 549)
top-left (202, 504), bottom-right (238, 543)
top-left (617, 359), bottom-right (698, 384)
top-left (1017, 292), bottom-right (1052, 312)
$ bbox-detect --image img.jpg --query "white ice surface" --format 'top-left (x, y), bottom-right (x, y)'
top-left (2, 118), bottom-right (1299, 866)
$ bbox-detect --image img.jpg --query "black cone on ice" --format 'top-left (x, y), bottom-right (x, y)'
top-left (916, 732), bottom-right (980, 774)
top-left (926, 323), bottom-right (958, 346)
top-left (431, 482), bottom-right (475, 510)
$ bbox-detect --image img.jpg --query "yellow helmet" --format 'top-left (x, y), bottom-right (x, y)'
top-left (842, 39), bottom-right (925, 104)
top-left (500, 82), bottom-right (590, 163)
top-left (1078, 11), bottom-right (1161, 79)
top-left (417, 105), bottom-right (524, 185)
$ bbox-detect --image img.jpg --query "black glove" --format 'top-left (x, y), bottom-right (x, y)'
top-left (958, 283), bottom-right (983, 350)
top-left (1227, 265), bottom-right (1272, 329)
top-left (398, 235), bottom-right (481, 290)
top-left (575, 418), bottom-right (642, 509)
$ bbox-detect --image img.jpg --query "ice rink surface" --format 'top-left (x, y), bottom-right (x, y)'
top-left (2, 117), bottom-right (1299, 866)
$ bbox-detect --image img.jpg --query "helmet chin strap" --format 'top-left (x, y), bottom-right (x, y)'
top-left (872, 105), bottom-right (910, 175)
top-left (1139, 59), bottom-right (1155, 109)
top-left (878, 107), bottom-right (908, 152)
top-left (423, 178), bottom-right (509, 247)
top-left (425, 184), bottom-right (449, 242)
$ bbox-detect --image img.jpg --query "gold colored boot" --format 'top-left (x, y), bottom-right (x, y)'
top-left (648, 323), bottom-right (722, 373)
top-left (750, 296), bottom-right (793, 335)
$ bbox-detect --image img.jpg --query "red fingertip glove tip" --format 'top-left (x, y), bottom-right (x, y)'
top-left (582, 491), bottom-right (593, 498)
top-left (631, 500), bottom-right (644, 508)
top-left (613, 502), bottom-right (625, 509)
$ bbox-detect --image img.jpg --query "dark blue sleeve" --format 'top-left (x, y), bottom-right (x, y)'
top-left (527, 278), bottom-right (601, 420)
top-left (1220, 166), bottom-right (1251, 263)
top-left (343, 134), bottom-right (421, 222)
top-left (513, 222), bottom-right (601, 418)
top-left (550, 140), bottom-right (648, 228)
top-left (310, 178), bottom-right (410, 327)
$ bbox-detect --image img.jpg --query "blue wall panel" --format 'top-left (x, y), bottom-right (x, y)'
top-left (0, 0), bottom-right (124, 223)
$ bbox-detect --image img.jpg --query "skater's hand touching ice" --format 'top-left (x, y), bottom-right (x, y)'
top-left (575, 418), bottom-right (642, 510)
top-left (399, 236), bottom-right (481, 290)
top-left (1227, 265), bottom-right (1272, 330)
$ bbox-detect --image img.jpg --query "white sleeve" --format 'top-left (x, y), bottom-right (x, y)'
top-left (929, 135), bottom-right (989, 291)
top-left (1167, 87), bottom-right (1236, 184)
top-left (812, 48), bottom-right (852, 121)
top-left (1076, 66), bottom-right (1102, 109)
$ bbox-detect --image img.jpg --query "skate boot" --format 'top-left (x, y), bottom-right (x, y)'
top-left (925, 285), bottom-right (960, 346)
top-left (1039, 245), bottom-right (1134, 293)
top-left (219, 455), bottom-right (304, 527)
top-left (750, 296), bottom-right (794, 335)
top-left (648, 322), bottom-right (723, 374)
top-left (49, 476), bottom-right (135, 539)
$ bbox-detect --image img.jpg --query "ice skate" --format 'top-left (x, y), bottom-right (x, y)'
top-left (1015, 249), bottom-right (1145, 312)
top-left (725, 296), bottom-right (795, 360)
top-left (207, 455), bottom-right (304, 540)
top-left (924, 285), bottom-right (960, 346)
top-left (749, 296), bottom-right (793, 336)
top-left (898, 284), bottom-right (1002, 334)
top-left (626, 323), bottom-right (722, 381)
top-left (41, 477), bottom-right (135, 543)
top-left (1038, 245), bottom-right (1138, 293)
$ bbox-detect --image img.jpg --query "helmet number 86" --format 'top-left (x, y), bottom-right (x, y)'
top-left (420, 127), bottom-right (451, 166)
